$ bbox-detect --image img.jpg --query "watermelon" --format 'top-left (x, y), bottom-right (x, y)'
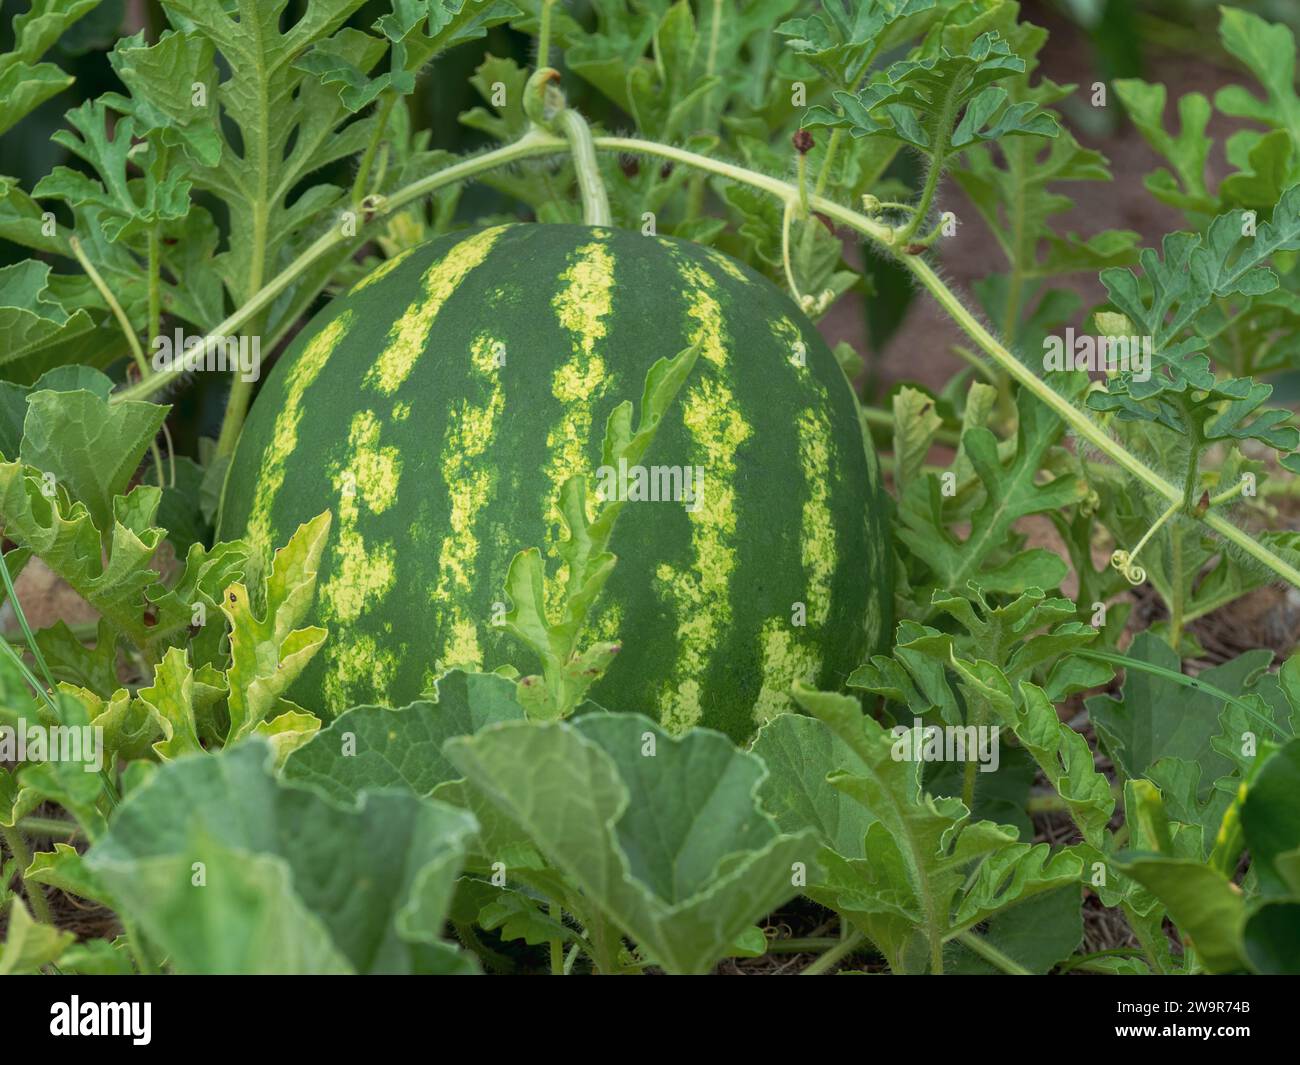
top-left (218, 223), bottom-right (891, 741)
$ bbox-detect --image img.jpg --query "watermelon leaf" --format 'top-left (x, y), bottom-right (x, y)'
top-left (31, 618), bottom-right (119, 697)
top-left (804, 31), bottom-right (1059, 153)
top-left (890, 385), bottom-right (942, 494)
top-left (787, 687), bottom-right (1083, 974)
top-left (776, 0), bottom-right (938, 88)
top-left (0, 0), bottom-right (100, 138)
top-left (221, 511), bottom-right (330, 743)
top-left (0, 899), bottom-right (75, 975)
top-left (1085, 633), bottom-right (1278, 788)
top-left (1113, 779), bottom-right (1249, 974)
top-left (84, 740), bottom-right (478, 974)
top-left (283, 669), bottom-right (526, 803)
top-left (895, 379), bottom-right (1088, 598)
top-left (1113, 78), bottom-right (1216, 216)
top-left (2, 689), bottom-right (108, 839)
top-left (0, 262), bottom-right (100, 382)
top-left (503, 341), bottom-right (701, 720)
top-left (101, 28), bottom-right (223, 166)
top-left (18, 370), bottom-right (168, 534)
top-left (301, 0), bottom-right (521, 113)
top-left (60, 683), bottom-right (160, 768)
top-left (1085, 187), bottom-right (1300, 467)
top-left (133, 645), bottom-right (220, 761)
top-left (0, 465), bottom-right (245, 649)
top-left (25, 843), bottom-right (115, 912)
top-left (444, 713), bottom-right (814, 975)
top-left (32, 99), bottom-right (193, 243)
top-left (752, 711), bottom-right (877, 861)
top-left (950, 17), bottom-right (1139, 343)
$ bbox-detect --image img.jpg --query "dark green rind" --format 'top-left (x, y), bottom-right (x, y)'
top-left (218, 223), bottom-right (891, 741)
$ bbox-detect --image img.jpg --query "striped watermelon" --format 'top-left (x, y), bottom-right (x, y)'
top-left (218, 223), bottom-right (891, 741)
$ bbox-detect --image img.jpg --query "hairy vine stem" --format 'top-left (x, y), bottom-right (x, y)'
top-left (558, 109), bottom-right (612, 226)
top-left (107, 128), bottom-right (1300, 590)
top-left (799, 929), bottom-right (865, 975)
top-left (952, 930), bottom-right (1032, 975)
top-left (0, 823), bottom-right (52, 923)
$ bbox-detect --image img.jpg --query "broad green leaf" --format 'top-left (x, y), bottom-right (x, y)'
top-left (0, 899), bottom-right (74, 974)
top-left (85, 740), bottom-right (477, 974)
top-left (1241, 738), bottom-right (1300, 896)
top-left (752, 711), bottom-right (875, 858)
top-left (19, 373), bottom-right (168, 533)
top-left (1144, 757), bottom-right (1233, 858)
top-left (792, 686), bottom-right (1082, 972)
top-left (950, 885), bottom-right (1082, 975)
top-left (1113, 780), bottom-right (1247, 973)
top-left (1242, 900), bottom-right (1300, 975)
top-left (283, 669), bottom-right (525, 803)
top-left (0, 0), bottom-right (100, 137)
top-left (1086, 633), bottom-right (1264, 787)
top-left (1114, 856), bottom-right (1246, 973)
top-left (152, 454), bottom-right (210, 555)
top-left (444, 713), bottom-right (814, 975)
top-left (0, 261), bottom-right (98, 378)
top-left (927, 745), bottom-right (1036, 842)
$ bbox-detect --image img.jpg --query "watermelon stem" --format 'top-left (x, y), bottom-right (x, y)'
top-left (558, 108), bottom-right (613, 226)
top-left (523, 67), bottom-right (612, 227)
top-left (536, 0), bottom-right (558, 71)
